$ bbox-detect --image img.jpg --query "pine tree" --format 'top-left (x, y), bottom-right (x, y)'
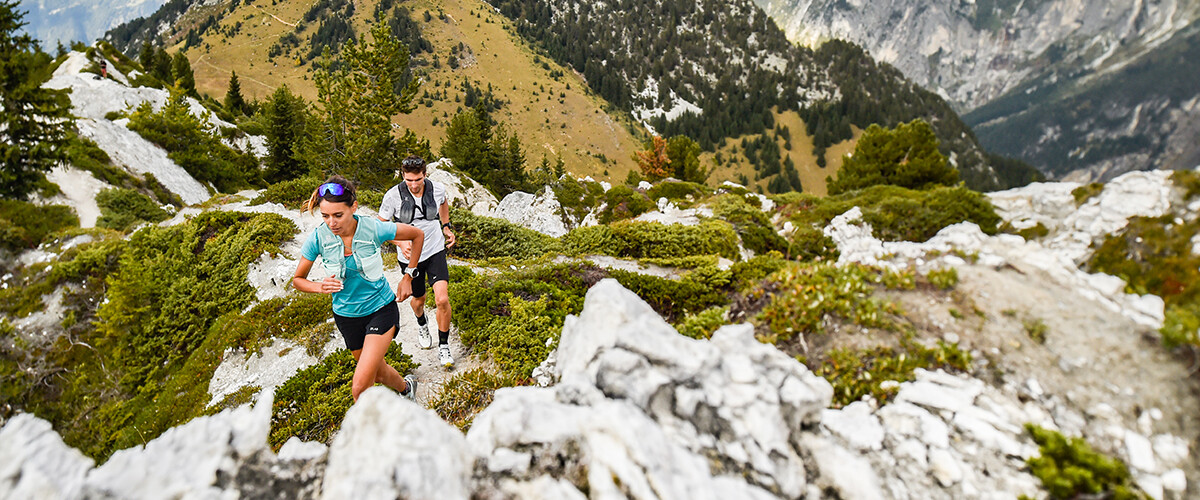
top-left (827, 119), bottom-right (958, 195)
top-left (138, 40), bottom-right (154, 72)
top-left (300, 21), bottom-right (426, 190)
top-left (665, 135), bottom-right (707, 183)
top-left (263, 85), bottom-right (309, 183)
top-left (171, 51), bottom-right (196, 97)
top-left (0, 1), bottom-right (74, 200)
top-left (224, 71), bottom-right (246, 116)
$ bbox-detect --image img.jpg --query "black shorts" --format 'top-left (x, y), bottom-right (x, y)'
top-left (333, 301), bottom-right (400, 351)
top-left (401, 250), bottom-right (450, 299)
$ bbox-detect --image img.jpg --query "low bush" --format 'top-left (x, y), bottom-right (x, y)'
top-left (1071, 182), bottom-right (1104, 206)
top-left (816, 337), bottom-right (971, 407)
top-left (598, 185), bottom-right (654, 223)
top-left (711, 194), bottom-right (788, 255)
top-left (127, 89), bottom-right (263, 193)
top-left (552, 177), bottom-right (606, 225)
top-left (269, 344), bottom-right (416, 448)
top-left (1088, 214), bottom-right (1199, 350)
top-left (0, 200), bottom-right (79, 251)
top-left (645, 180), bottom-right (708, 204)
top-left (608, 267), bottom-right (728, 321)
top-left (249, 175), bottom-right (322, 209)
top-left (450, 207), bottom-right (563, 260)
top-left (96, 188), bottom-right (170, 231)
top-left (675, 306), bottom-right (728, 339)
top-left (1022, 424), bottom-right (1145, 500)
top-left (758, 263), bottom-right (900, 343)
top-left (1172, 169), bottom-right (1200, 200)
top-left (428, 368), bottom-right (517, 432)
top-left (728, 252), bottom-right (791, 291)
top-left (780, 184), bottom-right (1001, 245)
top-left (562, 220), bottom-right (739, 260)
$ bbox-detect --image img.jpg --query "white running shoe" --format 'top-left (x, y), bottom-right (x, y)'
top-left (416, 322), bottom-right (433, 349)
top-left (403, 374), bottom-right (418, 401)
top-left (438, 344), bottom-right (454, 368)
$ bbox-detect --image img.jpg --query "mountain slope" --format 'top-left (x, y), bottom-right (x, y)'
top-left (18, 0), bottom-right (168, 49)
top-left (756, 0), bottom-right (1200, 179)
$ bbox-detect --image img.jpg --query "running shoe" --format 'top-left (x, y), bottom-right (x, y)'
top-left (438, 344), bottom-right (454, 368)
top-left (403, 374), bottom-right (418, 401)
top-left (417, 322), bottom-right (433, 349)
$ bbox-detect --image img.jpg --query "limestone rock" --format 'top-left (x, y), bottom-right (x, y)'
top-left (490, 186), bottom-right (569, 237)
top-left (0, 413), bottom-right (93, 499)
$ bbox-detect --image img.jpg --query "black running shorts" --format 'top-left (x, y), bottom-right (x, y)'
top-left (333, 301), bottom-right (400, 351)
top-left (400, 250), bottom-right (450, 299)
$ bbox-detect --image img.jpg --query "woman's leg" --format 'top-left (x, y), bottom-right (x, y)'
top-left (350, 327), bottom-right (407, 401)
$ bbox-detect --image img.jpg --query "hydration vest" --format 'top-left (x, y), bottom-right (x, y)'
top-left (313, 214), bottom-right (386, 282)
top-left (394, 180), bottom-right (440, 224)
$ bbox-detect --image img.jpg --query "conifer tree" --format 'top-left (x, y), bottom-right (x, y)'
top-left (664, 135), bottom-right (707, 183)
top-left (171, 51), bottom-right (196, 97)
top-left (263, 85), bottom-right (309, 183)
top-left (300, 21), bottom-right (427, 190)
top-left (224, 71), bottom-right (246, 116)
top-left (0, 1), bottom-right (74, 199)
top-left (826, 119), bottom-right (958, 195)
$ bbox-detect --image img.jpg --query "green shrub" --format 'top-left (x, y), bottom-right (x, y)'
top-left (0, 200), bottom-right (79, 251)
top-left (638, 255), bottom-right (720, 270)
top-left (450, 207), bottom-right (563, 260)
top-left (1015, 222), bottom-right (1050, 240)
top-left (609, 267), bottom-right (727, 321)
top-left (552, 177), bottom-right (605, 225)
top-left (1172, 169), bottom-right (1200, 200)
top-left (781, 184), bottom-right (1000, 245)
top-left (758, 263), bottom-right (900, 343)
top-left (1087, 214), bottom-right (1199, 350)
top-left (675, 306), bottom-right (728, 339)
top-left (1072, 182), bottom-right (1104, 206)
top-left (358, 189), bottom-right (385, 212)
top-left (212, 293), bottom-right (332, 356)
top-left (646, 180), bottom-right (708, 204)
top-left (598, 185), bottom-right (654, 223)
top-left (428, 368), bottom-right (518, 431)
top-left (826, 119), bottom-right (958, 195)
top-left (1023, 424), bottom-right (1146, 500)
top-left (269, 344), bottom-right (416, 449)
top-left (926, 268), bottom-right (958, 290)
top-left (816, 337), bottom-right (971, 407)
top-left (729, 252), bottom-right (791, 291)
top-left (711, 194), bottom-right (788, 255)
top-left (1161, 306), bottom-right (1199, 349)
top-left (96, 188), bottom-right (171, 231)
top-left (250, 175), bottom-right (322, 209)
top-left (562, 220), bottom-right (739, 260)
top-left (126, 89), bottom-right (262, 193)
top-left (469, 295), bottom-right (562, 379)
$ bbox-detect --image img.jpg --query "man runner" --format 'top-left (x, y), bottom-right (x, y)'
top-left (379, 155), bottom-right (457, 367)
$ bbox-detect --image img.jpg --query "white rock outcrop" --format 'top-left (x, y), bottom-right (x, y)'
top-left (491, 186), bottom-right (569, 237)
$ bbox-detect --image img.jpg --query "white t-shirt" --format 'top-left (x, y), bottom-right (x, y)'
top-left (378, 180), bottom-right (447, 264)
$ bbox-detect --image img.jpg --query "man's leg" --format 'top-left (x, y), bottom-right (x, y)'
top-left (432, 280), bottom-right (452, 340)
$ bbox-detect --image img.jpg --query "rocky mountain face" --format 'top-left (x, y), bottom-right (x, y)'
top-left (756, 0), bottom-right (1200, 180)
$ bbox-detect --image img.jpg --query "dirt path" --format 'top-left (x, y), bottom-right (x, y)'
top-left (896, 261), bottom-right (1200, 490)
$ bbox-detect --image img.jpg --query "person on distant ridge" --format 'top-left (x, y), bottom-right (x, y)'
top-left (378, 155), bottom-right (458, 368)
top-left (292, 175), bottom-right (425, 402)
top-left (99, 59), bottom-right (107, 79)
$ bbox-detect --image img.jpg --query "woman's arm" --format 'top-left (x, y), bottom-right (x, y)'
top-left (292, 257), bottom-right (342, 294)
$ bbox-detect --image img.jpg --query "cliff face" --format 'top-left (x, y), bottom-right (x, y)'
top-left (756, 0), bottom-right (1200, 179)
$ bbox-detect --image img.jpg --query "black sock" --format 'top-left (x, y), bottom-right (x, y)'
top-left (416, 314), bottom-right (427, 326)
top-left (439, 330), bottom-right (449, 345)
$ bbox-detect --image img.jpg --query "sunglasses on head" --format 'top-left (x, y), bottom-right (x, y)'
top-left (402, 157), bottom-right (424, 168)
top-left (318, 182), bottom-right (345, 197)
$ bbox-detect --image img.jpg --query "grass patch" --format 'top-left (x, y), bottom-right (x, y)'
top-left (249, 175), bottom-right (322, 209)
top-left (1024, 318), bottom-right (1048, 344)
top-left (757, 263), bottom-right (901, 343)
top-left (711, 194), bottom-right (788, 255)
top-left (427, 367), bottom-right (517, 432)
top-left (1071, 182), bottom-right (1104, 206)
top-left (674, 306), bottom-right (728, 339)
top-left (926, 267), bottom-right (959, 290)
